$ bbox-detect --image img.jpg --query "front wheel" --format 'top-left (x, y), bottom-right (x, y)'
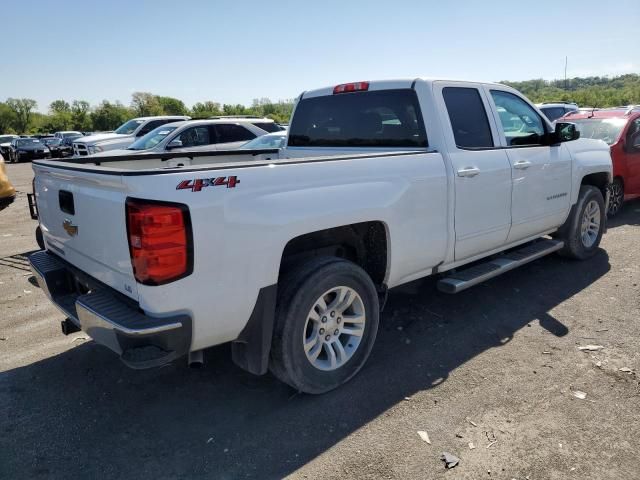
top-left (607, 178), bottom-right (624, 217)
top-left (270, 257), bottom-right (379, 394)
top-left (558, 185), bottom-right (605, 260)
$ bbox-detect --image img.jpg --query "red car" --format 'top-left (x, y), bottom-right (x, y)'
top-left (563, 107), bottom-right (640, 216)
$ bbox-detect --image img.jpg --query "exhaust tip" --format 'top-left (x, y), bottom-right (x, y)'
top-left (188, 350), bottom-right (204, 368)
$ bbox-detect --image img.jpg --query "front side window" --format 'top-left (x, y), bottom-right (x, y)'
top-left (214, 124), bottom-right (256, 143)
top-left (442, 87), bottom-right (493, 149)
top-left (288, 89), bottom-right (428, 148)
top-left (175, 126), bottom-right (211, 148)
top-left (491, 90), bottom-right (546, 146)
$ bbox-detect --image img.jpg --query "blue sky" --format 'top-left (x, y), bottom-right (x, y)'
top-left (3, 0), bottom-right (638, 112)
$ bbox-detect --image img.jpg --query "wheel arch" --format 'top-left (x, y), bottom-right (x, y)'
top-left (231, 220), bottom-right (389, 376)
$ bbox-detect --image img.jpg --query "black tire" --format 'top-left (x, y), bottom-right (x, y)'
top-left (270, 256), bottom-right (379, 394)
top-left (557, 185), bottom-right (605, 260)
top-left (35, 225), bottom-right (44, 250)
top-left (607, 177), bottom-right (624, 217)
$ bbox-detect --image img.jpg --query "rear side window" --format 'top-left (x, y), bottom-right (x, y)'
top-left (214, 124), bottom-right (256, 143)
top-left (252, 122), bottom-right (281, 133)
top-left (442, 87), bottom-right (494, 149)
top-left (540, 107), bottom-right (566, 122)
top-left (288, 89), bottom-right (427, 148)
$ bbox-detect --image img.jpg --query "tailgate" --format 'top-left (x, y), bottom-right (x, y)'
top-left (34, 163), bottom-right (139, 301)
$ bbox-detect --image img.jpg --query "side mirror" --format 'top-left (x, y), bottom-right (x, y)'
top-left (166, 139), bottom-right (183, 150)
top-left (553, 122), bottom-right (580, 143)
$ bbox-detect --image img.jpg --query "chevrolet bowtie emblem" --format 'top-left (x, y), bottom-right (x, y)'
top-left (63, 219), bottom-right (78, 237)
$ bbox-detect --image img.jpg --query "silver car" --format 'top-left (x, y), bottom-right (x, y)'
top-left (91, 119), bottom-right (270, 157)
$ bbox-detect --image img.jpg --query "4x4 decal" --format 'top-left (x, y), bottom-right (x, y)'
top-left (176, 176), bottom-right (240, 192)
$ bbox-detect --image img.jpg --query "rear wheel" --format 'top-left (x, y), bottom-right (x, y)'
top-left (270, 257), bottom-right (379, 394)
top-left (558, 185), bottom-right (605, 260)
top-left (607, 178), bottom-right (624, 217)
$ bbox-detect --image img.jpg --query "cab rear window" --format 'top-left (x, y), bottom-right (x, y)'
top-left (288, 89), bottom-right (428, 148)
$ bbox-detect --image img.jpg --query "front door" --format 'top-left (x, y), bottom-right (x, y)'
top-left (486, 88), bottom-right (572, 243)
top-left (437, 83), bottom-right (513, 261)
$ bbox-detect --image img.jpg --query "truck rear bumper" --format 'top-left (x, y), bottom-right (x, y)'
top-left (29, 250), bottom-right (192, 369)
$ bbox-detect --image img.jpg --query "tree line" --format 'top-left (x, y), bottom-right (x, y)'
top-left (502, 74), bottom-right (640, 107)
top-left (0, 92), bottom-right (295, 134)
top-left (1, 74), bottom-right (638, 134)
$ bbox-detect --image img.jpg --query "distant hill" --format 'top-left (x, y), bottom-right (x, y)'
top-left (502, 74), bottom-right (640, 107)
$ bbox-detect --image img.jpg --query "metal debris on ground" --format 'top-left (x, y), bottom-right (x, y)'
top-left (486, 441), bottom-right (497, 448)
top-left (467, 418), bottom-right (478, 427)
top-left (440, 452), bottom-right (460, 469)
top-left (468, 442), bottom-right (475, 449)
top-left (417, 431), bottom-right (431, 444)
top-left (619, 367), bottom-right (634, 374)
top-left (455, 433), bottom-right (463, 438)
top-left (578, 345), bottom-right (604, 351)
top-left (206, 437), bottom-right (213, 444)
top-left (572, 390), bottom-right (587, 400)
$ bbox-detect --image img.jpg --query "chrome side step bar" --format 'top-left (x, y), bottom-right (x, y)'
top-left (437, 239), bottom-right (564, 294)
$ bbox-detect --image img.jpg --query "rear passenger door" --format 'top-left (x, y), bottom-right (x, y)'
top-left (437, 83), bottom-right (513, 261)
top-left (485, 88), bottom-right (572, 243)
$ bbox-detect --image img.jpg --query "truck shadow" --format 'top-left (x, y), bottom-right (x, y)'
top-left (0, 250), bottom-right (610, 479)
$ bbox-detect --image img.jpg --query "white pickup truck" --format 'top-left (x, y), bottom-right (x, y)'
top-left (29, 79), bottom-right (612, 394)
top-left (72, 115), bottom-right (190, 156)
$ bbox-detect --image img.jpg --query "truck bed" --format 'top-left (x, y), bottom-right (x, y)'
top-left (33, 148), bottom-right (427, 174)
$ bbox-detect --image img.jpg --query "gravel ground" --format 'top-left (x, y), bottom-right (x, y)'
top-left (1, 161), bottom-right (639, 480)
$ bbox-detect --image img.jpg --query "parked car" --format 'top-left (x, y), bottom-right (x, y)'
top-left (59, 134), bottom-right (82, 157)
top-left (0, 134), bottom-right (19, 159)
top-left (537, 102), bottom-right (579, 122)
top-left (8, 137), bottom-right (51, 162)
top-left (239, 130), bottom-right (287, 149)
top-left (42, 138), bottom-right (64, 158)
top-left (0, 153), bottom-right (16, 211)
top-left (72, 116), bottom-right (190, 156)
top-left (563, 106), bottom-right (640, 215)
top-left (208, 115), bottom-right (283, 133)
top-left (54, 131), bottom-right (83, 141)
top-left (29, 78), bottom-right (611, 394)
top-left (90, 119), bottom-right (273, 159)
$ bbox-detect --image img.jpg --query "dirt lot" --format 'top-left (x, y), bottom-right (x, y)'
top-left (1, 161), bottom-right (639, 480)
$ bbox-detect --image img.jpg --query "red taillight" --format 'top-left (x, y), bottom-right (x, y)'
top-left (333, 81), bottom-right (370, 94)
top-left (126, 198), bottom-right (192, 285)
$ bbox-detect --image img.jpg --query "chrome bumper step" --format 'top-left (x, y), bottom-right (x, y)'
top-left (437, 239), bottom-right (564, 294)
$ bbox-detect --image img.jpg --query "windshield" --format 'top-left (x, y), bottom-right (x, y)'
top-left (17, 139), bottom-right (40, 146)
top-left (0, 136), bottom-right (16, 143)
top-left (128, 125), bottom-right (178, 150)
top-left (44, 138), bottom-right (61, 145)
top-left (241, 132), bottom-right (286, 149)
top-left (571, 118), bottom-right (627, 145)
top-left (114, 119), bottom-right (144, 135)
top-left (63, 132), bottom-right (81, 138)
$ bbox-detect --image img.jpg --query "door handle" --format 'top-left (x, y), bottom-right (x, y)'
top-left (457, 167), bottom-right (480, 177)
top-left (513, 160), bottom-right (532, 170)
